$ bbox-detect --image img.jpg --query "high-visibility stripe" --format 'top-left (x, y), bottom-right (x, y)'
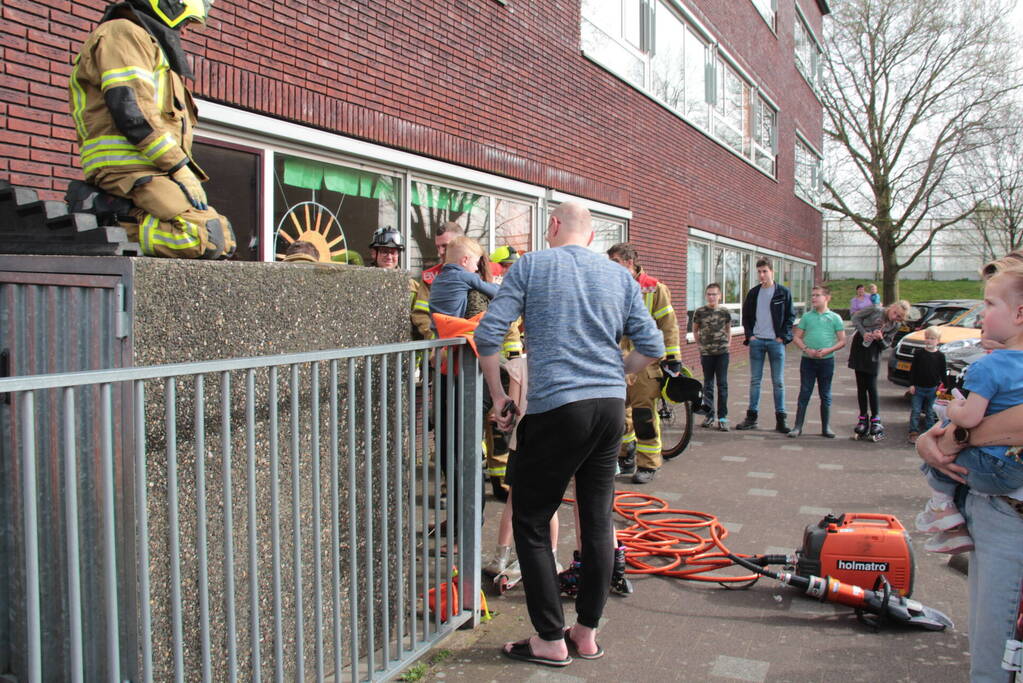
top-left (80, 135), bottom-right (150, 173)
top-left (69, 59), bottom-right (88, 141)
top-left (484, 466), bottom-right (507, 477)
top-left (139, 214), bottom-right (200, 253)
top-left (664, 345), bottom-right (681, 356)
top-left (413, 300), bottom-right (430, 312)
top-left (636, 442), bottom-right (662, 453)
top-left (142, 133), bottom-right (175, 162)
top-left (653, 304), bottom-right (673, 319)
top-left (100, 66), bottom-right (156, 91)
top-left (621, 432), bottom-right (637, 444)
top-left (644, 291), bottom-right (654, 313)
top-left (502, 341), bottom-right (523, 354)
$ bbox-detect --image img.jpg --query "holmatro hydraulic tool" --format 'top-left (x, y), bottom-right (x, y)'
top-left (729, 513), bottom-right (951, 630)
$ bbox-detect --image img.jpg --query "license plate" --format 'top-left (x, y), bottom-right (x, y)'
top-left (896, 361), bottom-right (911, 371)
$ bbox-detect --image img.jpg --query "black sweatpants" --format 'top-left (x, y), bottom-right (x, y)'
top-left (506, 397), bottom-right (624, 641)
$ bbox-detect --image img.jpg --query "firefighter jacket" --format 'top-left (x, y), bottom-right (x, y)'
top-left (622, 270), bottom-right (680, 360)
top-left (69, 17), bottom-right (206, 185)
top-left (412, 263), bottom-right (523, 355)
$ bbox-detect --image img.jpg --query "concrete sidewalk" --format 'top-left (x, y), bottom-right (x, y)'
top-left (419, 350), bottom-right (972, 682)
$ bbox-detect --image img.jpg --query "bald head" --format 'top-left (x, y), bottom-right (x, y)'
top-left (547, 201), bottom-right (593, 247)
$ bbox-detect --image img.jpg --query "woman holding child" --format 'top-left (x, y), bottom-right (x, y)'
top-left (916, 251), bottom-right (1023, 682)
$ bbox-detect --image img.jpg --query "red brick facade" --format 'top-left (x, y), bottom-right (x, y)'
top-left (1, 0), bottom-right (826, 364)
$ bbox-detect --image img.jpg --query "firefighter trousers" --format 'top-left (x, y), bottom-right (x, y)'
top-left (93, 167), bottom-right (236, 259)
top-left (622, 369), bottom-right (662, 470)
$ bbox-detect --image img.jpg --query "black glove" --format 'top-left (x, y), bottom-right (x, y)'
top-left (660, 359), bottom-right (683, 377)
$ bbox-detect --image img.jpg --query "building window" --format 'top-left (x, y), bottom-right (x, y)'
top-left (581, 0), bottom-right (775, 178)
top-left (495, 198), bottom-right (535, 257)
top-left (794, 135), bottom-right (823, 207)
top-left (750, 0), bottom-right (776, 29)
top-left (272, 154), bottom-right (402, 265)
top-left (407, 180), bottom-right (491, 271)
top-left (794, 10), bottom-right (822, 92)
top-left (194, 139), bottom-right (262, 261)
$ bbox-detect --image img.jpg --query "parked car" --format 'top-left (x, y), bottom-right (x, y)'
top-left (887, 303), bottom-right (984, 386)
top-left (893, 299), bottom-right (981, 345)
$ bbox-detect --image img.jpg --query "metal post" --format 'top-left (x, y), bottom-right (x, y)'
top-left (165, 379), bottom-right (184, 683)
top-left (458, 349), bottom-right (483, 627)
top-left (63, 388), bottom-right (83, 683)
top-left (21, 392), bottom-right (41, 683)
top-left (134, 381), bottom-right (153, 682)
top-left (194, 375), bottom-right (212, 682)
top-left (246, 369), bottom-right (262, 681)
top-left (222, 371), bottom-right (238, 680)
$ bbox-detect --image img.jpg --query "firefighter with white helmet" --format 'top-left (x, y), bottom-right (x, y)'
top-left (68, 0), bottom-right (235, 258)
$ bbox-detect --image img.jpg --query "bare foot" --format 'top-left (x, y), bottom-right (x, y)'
top-left (503, 635), bottom-right (568, 662)
top-left (567, 624), bottom-right (600, 657)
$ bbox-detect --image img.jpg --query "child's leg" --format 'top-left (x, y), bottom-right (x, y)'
top-left (700, 354), bottom-right (716, 415)
top-left (908, 389), bottom-right (923, 433)
top-left (717, 354), bottom-right (729, 421)
top-left (953, 447), bottom-right (1023, 496)
top-left (817, 358), bottom-right (836, 436)
top-left (854, 371), bottom-right (870, 416)
top-left (498, 490), bottom-right (514, 547)
top-left (919, 387), bottom-right (937, 431)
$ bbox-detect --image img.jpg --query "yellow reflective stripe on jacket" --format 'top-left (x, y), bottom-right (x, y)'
top-left (485, 465), bottom-right (507, 477)
top-left (80, 135), bottom-right (149, 173)
top-left (69, 59), bottom-right (89, 141)
top-left (413, 298), bottom-right (430, 313)
top-left (644, 291), bottom-right (655, 314)
top-left (142, 133), bottom-right (176, 163)
top-left (502, 340), bottom-right (523, 354)
top-left (139, 214), bottom-right (200, 255)
top-left (621, 432), bottom-right (637, 444)
top-left (664, 345), bottom-right (681, 357)
top-left (653, 304), bottom-right (673, 320)
top-left (100, 65), bottom-right (157, 91)
top-left (636, 442), bottom-right (661, 453)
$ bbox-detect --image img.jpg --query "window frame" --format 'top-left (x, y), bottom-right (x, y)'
top-left (794, 131), bottom-right (824, 209)
top-left (793, 4), bottom-right (824, 94)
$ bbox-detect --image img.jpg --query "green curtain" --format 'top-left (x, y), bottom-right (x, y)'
top-left (283, 158), bottom-right (395, 201)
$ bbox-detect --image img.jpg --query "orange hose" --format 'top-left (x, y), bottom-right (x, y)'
top-left (574, 491), bottom-right (762, 583)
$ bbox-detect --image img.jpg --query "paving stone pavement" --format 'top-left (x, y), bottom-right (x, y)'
top-left (421, 349), bottom-right (972, 682)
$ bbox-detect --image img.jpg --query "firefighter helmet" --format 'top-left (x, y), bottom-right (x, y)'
top-left (369, 226), bottom-right (404, 250)
top-left (138, 0), bottom-right (212, 28)
top-left (660, 373), bottom-right (703, 405)
top-left (490, 245), bottom-right (519, 265)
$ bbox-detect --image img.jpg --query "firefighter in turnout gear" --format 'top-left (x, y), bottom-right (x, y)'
top-left (608, 243), bottom-right (681, 485)
top-left (68, 0), bottom-right (235, 259)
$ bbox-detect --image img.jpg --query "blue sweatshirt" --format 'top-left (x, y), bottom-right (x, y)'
top-left (476, 245), bottom-right (664, 414)
top-left (429, 263), bottom-right (499, 320)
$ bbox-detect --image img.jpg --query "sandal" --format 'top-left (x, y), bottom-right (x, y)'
top-left (564, 629), bottom-right (605, 660)
top-left (502, 639), bottom-right (572, 667)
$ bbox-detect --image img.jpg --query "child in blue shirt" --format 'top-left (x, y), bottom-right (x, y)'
top-left (429, 236), bottom-right (499, 322)
top-left (916, 268), bottom-right (1023, 553)
top-left (789, 285), bottom-right (846, 438)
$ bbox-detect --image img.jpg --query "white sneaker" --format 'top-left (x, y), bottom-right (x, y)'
top-left (915, 502), bottom-right (965, 533)
top-left (924, 528), bottom-right (974, 554)
top-left (483, 545), bottom-right (514, 575)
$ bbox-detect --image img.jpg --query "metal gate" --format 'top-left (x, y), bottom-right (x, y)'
top-left (0, 339), bottom-right (482, 682)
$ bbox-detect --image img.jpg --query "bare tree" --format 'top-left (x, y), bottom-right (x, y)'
top-left (821, 0), bottom-right (1021, 303)
top-left (960, 123), bottom-right (1023, 261)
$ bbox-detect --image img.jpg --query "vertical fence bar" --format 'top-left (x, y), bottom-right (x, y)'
top-left (455, 358), bottom-right (464, 620)
top-left (379, 354), bottom-right (390, 667)
top-left (290, 364), bottom-right (305, 681)
top-left (310, 362), bottom-right (324, 682)
top-left (134, 381), bottom-right (153, 682)
top-left (346, 358), bottom-right (359, 683)
top-left (221, 371), bottom-right (238, 680)
top-left (362, 357), bottom-right (376, 676)
top-left (328, 360), bottom-right (342, 679)
top-left (394, 353), bottom-right (404, 660)
top-left (21, 392), bottom-right (41, 682)
top-left (443, 366), bottom-right (455, 628)
top-left (165, 378), bottom-right (184, 683)
top-left (407, 351), bottom-right (417, 650)
top-left (100, 383), bottom-right (121, 681)
top-left (193, 375), bottom-right (212, 682)
top-left (63, 388), bottom-right (83, 683)
top-left (246, 369), bottom-right (262, 681)
top-left (459, 349), bottom-right (483, 625)
top-left (433, 350), bottom-right (442, 634)
top-left (421, 351), bottom-right (430, 640)
top-left (268, 367), bottom-right (284, 683)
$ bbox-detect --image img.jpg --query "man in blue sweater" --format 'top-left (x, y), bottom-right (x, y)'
top-left (477, 201), bottom-right (664, 667)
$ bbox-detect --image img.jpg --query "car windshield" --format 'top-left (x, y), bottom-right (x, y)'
top-left (948, 304), bottom-right (984, 329)
top-left (928, 306), bottom-right (968, 325)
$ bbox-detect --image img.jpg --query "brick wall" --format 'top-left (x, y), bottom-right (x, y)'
top-left (1, 0), bottom-right (825, 335)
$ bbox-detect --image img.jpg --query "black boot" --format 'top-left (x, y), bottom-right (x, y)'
top-left (820, 404), bottom-right (835, 438)
top-left (775, 411), bottom-right (791, 434)
top-left (736, 410), bottom-right (758, 430)
top-left (788, 404), bottom-right (806, 438)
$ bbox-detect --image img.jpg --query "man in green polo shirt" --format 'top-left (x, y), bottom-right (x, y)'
top-left (789, 285), bottom-right (847, 438)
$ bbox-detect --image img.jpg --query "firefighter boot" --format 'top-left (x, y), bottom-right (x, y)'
top-left (736, 410), bottom-right (758, 430)
top-left (788, 403), bottom-right (807, 438)
top-left (775, 411), bottom-right (791, 434)
top-left (610, 544), bottom-right (634, 595)
top-left (820, 404), bottom-right (836, 438)
top-left (618, 441), bottom-right (637, 476)
top-left (558, 550), bottom-right (583, 597)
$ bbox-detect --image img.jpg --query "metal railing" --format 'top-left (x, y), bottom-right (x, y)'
top-left (0, 338), bottom-right (483, 682)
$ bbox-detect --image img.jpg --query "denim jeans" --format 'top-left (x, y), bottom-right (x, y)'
top-left (923, 447), bottom-right (1023, 498)
top-left (909, 386), bottom-right (937, 433)
top-left (747, 337), bottom-right (786, 414)
top-left (796, 356), bottom-right (834, 409)
top-left (700, 353), bottom-right (729, 420)
top-left (961, 491), bottom-right (1023, 682)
